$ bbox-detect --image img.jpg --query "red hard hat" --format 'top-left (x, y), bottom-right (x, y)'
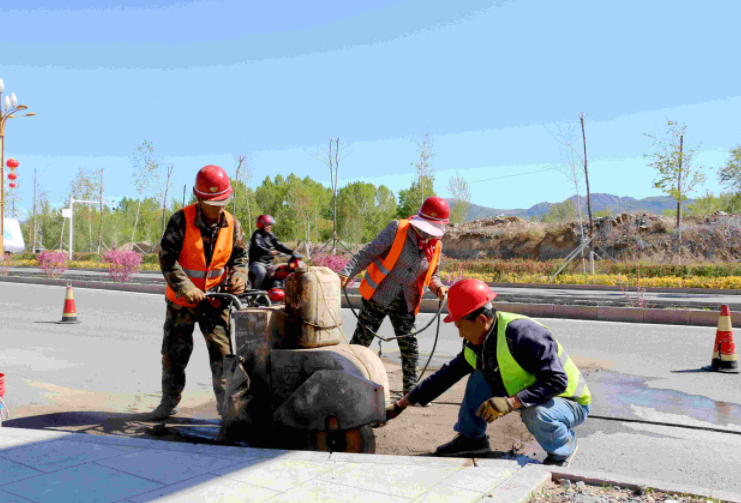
top-left (193, 165), bottom-right (233, 205)
top-left (257, 215), bottom-right (276, 229)
top-left (443, 279), bottom-right (497, 323)
top-left (419, 196), bottom-right (450, 225)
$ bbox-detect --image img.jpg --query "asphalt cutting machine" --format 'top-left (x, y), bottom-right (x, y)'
top-left (208, 264), bottom-right (389, 453)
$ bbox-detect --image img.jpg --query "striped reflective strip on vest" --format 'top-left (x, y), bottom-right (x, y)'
top-left (362, 271), bottom-right (379, 289)
top-left (181, 267), bottom-right (226, 279)
top-left (373, 258), bottom-right (391, 276)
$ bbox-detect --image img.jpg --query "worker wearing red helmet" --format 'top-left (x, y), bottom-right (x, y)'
top-left (248, 214), bottom-right (294, 289)
top-left (150, 165), bottom-right (250, 420)
top-left (338, 196), bottom-right (450, 395)
top-left (384, 279), bottom-right (591, 466)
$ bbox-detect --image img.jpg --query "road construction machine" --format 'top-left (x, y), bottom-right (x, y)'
top-left (210, 263), bottom-right (389, 453)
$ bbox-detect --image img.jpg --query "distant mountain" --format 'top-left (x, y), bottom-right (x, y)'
top-left (449, 193), bottom-right (694, 222)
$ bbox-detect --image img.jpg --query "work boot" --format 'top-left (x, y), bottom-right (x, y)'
top-left (543, 443), bottom-right (578, 468)
top-left (434, 433), bottom-right (491, 457)
top-left (148, 402), bottom-right (179, 421)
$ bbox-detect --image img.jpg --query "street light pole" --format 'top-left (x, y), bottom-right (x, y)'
top-left (0, 78), bottom-right (36, 255)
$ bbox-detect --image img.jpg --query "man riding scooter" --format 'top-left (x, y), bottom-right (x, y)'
top-left (248, 215), bottom-right (295, 290)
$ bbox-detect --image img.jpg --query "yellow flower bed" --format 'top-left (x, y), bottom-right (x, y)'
top-left (439, 271), bottom-right (741, 289)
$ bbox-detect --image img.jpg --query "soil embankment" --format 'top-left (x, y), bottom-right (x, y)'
top-left (443, 213), bottom-right (741, 263)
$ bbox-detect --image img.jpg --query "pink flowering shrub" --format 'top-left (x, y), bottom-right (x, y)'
top-left (311, 253), bottom-right (356, 286)
top-left (38, 251), bottom-right (68, 278)
top-left (442, 262), bottom-right (465, 286)
top-left (103, 250), bottom-right (142, 283)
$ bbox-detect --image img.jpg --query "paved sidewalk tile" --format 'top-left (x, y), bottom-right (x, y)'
top-left (2, 462), bottom-right (162, 503)
top-left (0, 428), bottom-right (71, 444)
top-left (0, 456), bottom-right (44, 485)
top-left (480, 465), bottom-right (551, 503)
top-left (0, 439), bottom-right (126, 473)
top-left (0, 489), bottom-right (33, 503)
top-left (214, 458), bottom-right (338, 492)
top-left (97, 449), bottom-right (240, 485)
top-left (127, 473), bottom-right (278, 503)
top-left (0, 434), bottom-right (38, 451)
top-left (441, 465), bottom-right (518, 493)
top-left (411, 484), bottom-right (483, 503)
top-left (269, 479), bottom-right (412, 503)
top-left (329, 452), bottom-right (470, 467)
top-left (318, 462), bottom-right (462, 499)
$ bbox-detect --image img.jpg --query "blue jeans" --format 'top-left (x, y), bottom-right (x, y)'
top-left (455, 371), bottom-right (590, 460)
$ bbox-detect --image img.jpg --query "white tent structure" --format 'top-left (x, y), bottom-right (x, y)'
top-left (3, 218), bottom-right (25, 253)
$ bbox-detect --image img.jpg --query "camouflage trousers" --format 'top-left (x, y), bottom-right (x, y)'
top-left (160, 298), bottom-right (231, 413)
top-left (350, 293), bottom-right (419, 393)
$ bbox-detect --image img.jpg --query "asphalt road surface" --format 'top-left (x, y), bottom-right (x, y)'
top-left (2, 283), bottom-right (740, 491)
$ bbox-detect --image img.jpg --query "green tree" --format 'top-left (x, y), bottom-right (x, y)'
top-left (593, 208), bottom-right (613, 218)
top-left (130, 140), bottom-right (159, 242)
top-left (645, 121), bottom-right (706, 228)
top-left (397, 132), bottom-right (436, 218)
top-left (542, 200), bottom-right (576, 223)
top-left (447, 171), bottom-right (471, 224)
top-left (717, 144), bottom-right (741, 195)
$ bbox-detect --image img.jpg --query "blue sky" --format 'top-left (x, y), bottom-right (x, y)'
top-left (2, 0), bottom-right (739, 216)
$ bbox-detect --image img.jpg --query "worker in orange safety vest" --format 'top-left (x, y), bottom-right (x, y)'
top-left (338, 196), bottom-right (450, 394)
top-left (149, 165), bottom-right (250, 421)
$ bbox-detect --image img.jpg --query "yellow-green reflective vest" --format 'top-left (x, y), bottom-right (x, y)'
top-left (464, 312), bottom-right (591, 406)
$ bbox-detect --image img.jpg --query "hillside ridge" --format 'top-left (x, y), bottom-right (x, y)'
top-left (454, 193), bottom-right (694, 221)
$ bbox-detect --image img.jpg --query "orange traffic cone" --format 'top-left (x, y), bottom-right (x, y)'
top-left (57, 285), bottom-right (80, 324)
top-left (703, 305), bottom-right (738, 373)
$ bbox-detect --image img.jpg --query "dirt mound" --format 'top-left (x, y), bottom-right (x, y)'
top-left (444, 213), bottom-right (741, 262)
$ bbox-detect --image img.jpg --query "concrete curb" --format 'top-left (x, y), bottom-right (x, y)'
top-left (0, 275), bottom-right (166, 295)
top-left (483, 464), bottom-right (551, 503)
top-left (341, 294), bottom-right (732, 327)
top-left (1, 275), bottom-right (730, 327)
top-left (487, 281), bottom-right (741, 296)
top-left (546, 466), bottom-right (741, 503)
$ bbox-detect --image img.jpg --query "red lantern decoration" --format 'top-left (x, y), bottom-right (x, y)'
top-left (9, 183), bottom-right (16, 188)
top-left (6, 158), bottom-right (19, 169)
top-left (8, 172), bottom-right (17, 181)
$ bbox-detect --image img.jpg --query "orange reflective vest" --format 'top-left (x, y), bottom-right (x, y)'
top-left (165, 204), bottom-right (234, 307)
top-left (359, 219), bottom-right (442, 315)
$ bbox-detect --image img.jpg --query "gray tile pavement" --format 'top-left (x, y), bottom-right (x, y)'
top-left (0, 427), bottom-right (532, 502)
top-left (3, 425), bottom-right (737, 503)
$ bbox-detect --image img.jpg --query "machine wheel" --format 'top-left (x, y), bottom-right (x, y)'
top-left (312, 426), bottom-right (376, 454)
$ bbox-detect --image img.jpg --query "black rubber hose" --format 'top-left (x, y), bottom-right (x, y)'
top-left (342, 285), bottom-right (445, 342)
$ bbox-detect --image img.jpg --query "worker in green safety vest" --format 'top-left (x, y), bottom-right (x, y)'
top-left (385, 279), bottom-right (591, 467)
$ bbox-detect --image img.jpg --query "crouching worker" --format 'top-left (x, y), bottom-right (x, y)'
top-left (385, 279), bottom-right (591, 466)
top-left (338, 196), bottom-right (450, 395)
top-left (149, 165), bottom-right (249, 420)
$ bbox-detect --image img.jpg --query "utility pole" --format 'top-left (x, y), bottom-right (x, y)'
top-left (580, 114), bottom-right (594, 275)
top-left (182, 184), bottom-right (186, 208)
top-left (32, 166), bottom-right (37, 253)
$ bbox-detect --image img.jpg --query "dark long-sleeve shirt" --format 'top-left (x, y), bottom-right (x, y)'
top-left (159, 205), bottom-right (249, 298)
top-left (248, 229), bottom-right (293, 265)
top-left (407, 316), bottom-right (569, 408)
top-left (339, 220), bottom-right (443, 312)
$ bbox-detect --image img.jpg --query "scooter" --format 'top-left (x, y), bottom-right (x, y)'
top-left (252, 252), bottom-right (305, 303)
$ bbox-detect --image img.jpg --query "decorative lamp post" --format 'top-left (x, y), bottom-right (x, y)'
top-left (0, 78), bottom-right (36, 255)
